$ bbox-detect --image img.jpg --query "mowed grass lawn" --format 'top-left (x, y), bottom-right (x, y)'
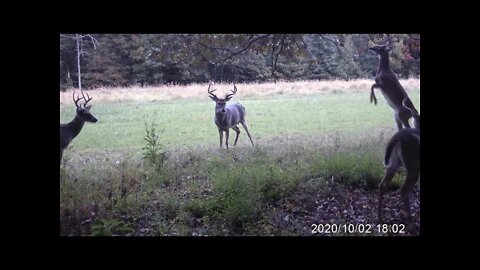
top-left (60, 90), bottom-right (420, 154)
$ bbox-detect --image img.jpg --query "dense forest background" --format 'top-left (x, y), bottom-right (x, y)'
top-left (59, 34), bottom-right (420, 91)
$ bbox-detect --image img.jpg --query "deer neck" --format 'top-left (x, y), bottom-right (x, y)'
top-left (216, 111), bottom-right (229, 127)
top-left (378, 53), bottom-right (390, 73)
top-left (67, 114), bottom-right (86, 139)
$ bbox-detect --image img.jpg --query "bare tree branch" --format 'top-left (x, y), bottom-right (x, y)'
top-left (319, 34), bottom-right (343, 53)
top-left (181, 34), bottom-right (272, 69)
top-left (182, 35), bottom-right (235, 54)
top-left (216, 34), bottom-right (271, 64)
top-left (84, 34), bottom-right (100, 49)
top-left (271, 34), bottom-right (286, 77)
top-left (181, 34), bottom-right (290, 80)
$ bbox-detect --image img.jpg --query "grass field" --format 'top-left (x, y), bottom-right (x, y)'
top-left (60, 79), bottom-right (420, 153)
top-left (60, 79), bottom-right (420, 236)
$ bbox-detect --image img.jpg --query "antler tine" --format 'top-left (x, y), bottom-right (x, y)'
top-left (80, 89), bottom-right (93, 107)
top-left (384, 34), bottom-right (393, 46)
top-left (225, 84), bottom-right (237, 100)
top-left (72, 91), bottom-right (82, 108)
top-left (208, 81), bottom-right (218, 99)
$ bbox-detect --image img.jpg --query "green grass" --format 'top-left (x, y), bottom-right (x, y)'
top-left (60, 90), bottom-right (420, 236)
top-left (60, 131), bottom-right (410, 236)
top-left (60, 91), bottom-right (420, 153)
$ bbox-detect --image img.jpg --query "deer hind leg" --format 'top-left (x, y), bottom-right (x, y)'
top-left (378, 149), bottom-right (401, 223)
top-left (240, 121), bottom-right (254, 147)
top-left (378, 168), bottom-right (397, 223)
top-left (232, 126), bottom-right (241, 146)
top-left (225, 129), bottom-right (230, 149)
top-left (401, 162), bottom-right (420, 230)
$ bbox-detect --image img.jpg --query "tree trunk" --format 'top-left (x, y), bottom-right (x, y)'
top-left (76, 34), bottom-right (82, 91)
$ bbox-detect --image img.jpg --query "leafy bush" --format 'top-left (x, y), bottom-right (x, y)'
top-left (142, 120), bottom-right (166, 167)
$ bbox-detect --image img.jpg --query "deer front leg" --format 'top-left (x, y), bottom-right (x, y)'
top-left (218, 129), bottom-right (223, 148)
top-left (225, 129), bottom-right (230, 149)
top-left (370, 83), bottom-right (382, 105)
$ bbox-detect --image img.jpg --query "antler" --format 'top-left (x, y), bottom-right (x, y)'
top-left (80, 89), bottom-right (93, 107)
top-left (225, 84), bottom-right (237, 101)
top-left (208, 81), bottom-right (218, 100)
top-left (370, 34), bottom-right (395, 46)
top-left (72, 91), bottom-right (83, 108)
top-left (383, 34), bottom-right (393, 46)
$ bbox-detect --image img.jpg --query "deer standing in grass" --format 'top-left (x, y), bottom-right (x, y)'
top-left (369, 36), bottom-right (419, 131)
top-left (208, 82), bottom-right (254, 149)
top-left (60, 90), bottom-right (97, 165)
top-left (378, 98), bottom-right (420, 227)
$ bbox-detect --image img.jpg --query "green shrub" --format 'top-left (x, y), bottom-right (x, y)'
top-left (142, 120), bottom-right (166, 167)
top-left (90, 219), bottom-right (134, 236)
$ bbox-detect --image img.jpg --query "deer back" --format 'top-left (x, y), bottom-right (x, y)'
top-left (384, 128), bottom-right (420, 166)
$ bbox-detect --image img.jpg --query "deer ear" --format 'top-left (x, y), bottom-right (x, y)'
top-left (85, 105), bottom-right (92, 110)
top-left (210, 96), bottom-right (216, 101)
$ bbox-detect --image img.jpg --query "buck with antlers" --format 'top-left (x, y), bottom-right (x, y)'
top-left (60, 90), bottom-right (97, 165)
top-left (208, 82), bottom-right (254, 149)
top-left (369, 36), bottom-right (419, 131)
top-left (378, 98), bottom-right (420, 228)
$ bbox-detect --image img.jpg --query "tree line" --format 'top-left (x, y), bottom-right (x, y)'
top-left (59, 34), bottom-right (420, 91)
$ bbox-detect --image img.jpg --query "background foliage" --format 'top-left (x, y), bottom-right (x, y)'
top-left (59, 34), bottom-right (420, 91)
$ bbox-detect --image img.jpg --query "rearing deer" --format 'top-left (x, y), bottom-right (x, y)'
top-left (369, 36), bottom-right (419, 130)
top-left (208, 82), bottom-right (254, 149)
top-left (60, 89), bottom-right (97, 165)
top-left (378, 98), bottom-right (420, 228)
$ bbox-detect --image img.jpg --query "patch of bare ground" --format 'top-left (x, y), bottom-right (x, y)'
top-left (268, 179), bottom-right (420, 236)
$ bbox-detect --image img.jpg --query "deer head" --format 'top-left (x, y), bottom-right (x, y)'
top-left (73, 89), bottom-right (97, 123)
top-left (208, 82), bottom-right (238, 117)
top-left (61, 89), bottom-right (97, 165)
top-left (369, 34), bottom-right (393, 55)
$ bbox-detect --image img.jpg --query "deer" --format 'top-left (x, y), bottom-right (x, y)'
top-left (208, 82), bottom-right (254, 149)
top-left (60, 89), bottom-right (97, 165)
top-left (378, 98), bottom-right (420, 229)
top-left (369, 35), bottom-right (419, 131)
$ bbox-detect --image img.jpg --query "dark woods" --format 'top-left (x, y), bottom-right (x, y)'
top-left (59, 34), bottom-right (420, 90)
